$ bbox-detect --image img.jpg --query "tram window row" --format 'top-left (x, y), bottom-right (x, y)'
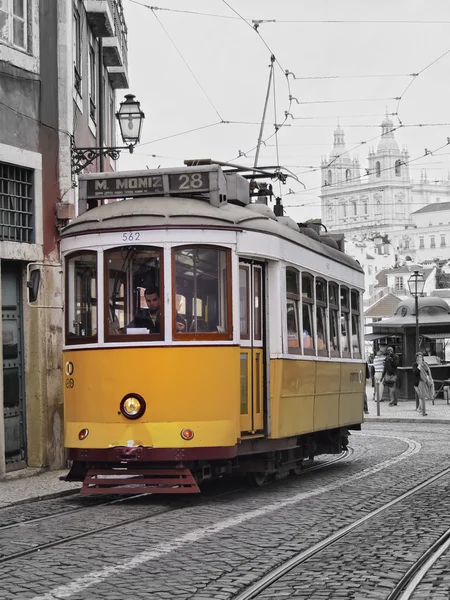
top-left (65, 244), bottom-right (362, 360)
top-left (285, 267), bottom-right (362, 359)
top-left (66, 245), bottom-right (231, 343)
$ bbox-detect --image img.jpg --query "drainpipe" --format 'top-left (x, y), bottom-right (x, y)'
top-left (98, 37), bottom-right (104, 172)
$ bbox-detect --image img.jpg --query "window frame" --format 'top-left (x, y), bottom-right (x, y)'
top-left (340, 286), bottom-right (351, 358)
top-left (88, 41), bottom-right (97, 122)
top-left (328, 281), bottom-right (340, 357)
top-left (301, 272), bottom-right (315, 356)
top-left (65, 250), bottom-right (98, 346)
top-left (351, 289), bottom-right (362, 359)
top-left (103, 245), bottom-right (164, 343)
top-left (239, 264), bottom-right (250, 341)
top-left (172, 245), bottom-right (233, 341)
top-left (73, 7), bottom-right (82, 97)
top-left (286, 267), bottom-right (301, 354)
top-left (316, 277), bottom-right (328, 357)
top-left (0, 0), bottom-right (27, 50)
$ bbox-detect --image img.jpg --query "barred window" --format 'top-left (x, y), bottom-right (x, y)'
top-left (0, 162), bottom-right (34, 242)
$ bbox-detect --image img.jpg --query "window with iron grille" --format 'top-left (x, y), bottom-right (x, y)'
top-left (0, 162), bottom-right (34, 242)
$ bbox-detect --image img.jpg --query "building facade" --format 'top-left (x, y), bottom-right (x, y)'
top-left (321, 115), bottom-right (450, 242)
top-left (0, 0), bottom-right (129, 477)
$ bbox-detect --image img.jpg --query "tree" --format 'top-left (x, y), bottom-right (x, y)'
top-left (436, 267), bottom-right (450, 288)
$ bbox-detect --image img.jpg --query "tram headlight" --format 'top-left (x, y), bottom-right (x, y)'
top-left (120, 393), bottom-right (146, 420)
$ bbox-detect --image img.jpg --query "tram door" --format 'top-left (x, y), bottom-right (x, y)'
top-left (239, 262), bottom-right (264, 436)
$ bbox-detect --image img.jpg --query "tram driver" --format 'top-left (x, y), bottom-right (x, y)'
top-left (127, 287), bottom-right (186, 334)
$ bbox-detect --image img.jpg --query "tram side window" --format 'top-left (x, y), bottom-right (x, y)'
top-left (239, 266), bottom-right (250, 340)
top-left (351, 290), bottom-right (362, 358)
top-left (329, 281), bottom-right (340, 356)
top-left (105, 246), bottom-right (162, 339)
top-left (316, 278), bottom-right (328, 356)
top-left (302, 273), bottom-right (315, 354)
top-left (340, 286), bottom-right (351, 356)
top-left (286, 268), bottom-right (300, 353)
top-left (173, 246), bottom-right (231, 338)
top-left (66, 252), bottom-right (97, 342)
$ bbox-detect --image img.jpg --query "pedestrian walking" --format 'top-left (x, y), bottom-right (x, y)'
top-left (367, 353), bottom-right (375, 388)
top-left (372, 349), bottom-right (386, 401)
top-left (364, 362), bottom-right (370, 414)
top-left (383, 346), bottom-right (399, 406)
top-left (412, 351), bottom-right (434, 416)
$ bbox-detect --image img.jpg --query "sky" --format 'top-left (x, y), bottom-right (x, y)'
top-left (118, 0), bottom-right (450, 222)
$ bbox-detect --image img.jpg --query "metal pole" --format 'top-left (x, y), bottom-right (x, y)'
top-left (376, 380), bottom-right (380, 416)
top-left (254, 55), bottom-right (275, 169)
top-left (415, 292), bottom-right (419, 352)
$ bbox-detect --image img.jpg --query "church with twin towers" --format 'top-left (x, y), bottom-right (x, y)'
top-left (320, 114), bottom-right (450, 261)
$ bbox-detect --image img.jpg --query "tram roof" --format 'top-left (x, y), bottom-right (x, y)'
top-left (61, 195), bottom-right (363, 274)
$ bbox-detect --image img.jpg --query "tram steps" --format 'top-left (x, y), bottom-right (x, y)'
top-left (81, 467), bottom-right (200, 494)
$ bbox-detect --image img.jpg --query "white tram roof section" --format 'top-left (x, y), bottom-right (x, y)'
top-left (63, 166), bottom-right (363, 275)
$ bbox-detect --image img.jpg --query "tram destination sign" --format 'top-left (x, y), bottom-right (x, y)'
top-left (85, 175), bottom-right (164, 199)
top-left (80, 166), bottom-right (227, 206)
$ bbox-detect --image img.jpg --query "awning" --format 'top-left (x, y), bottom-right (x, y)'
top-left (364, 333), bottom-right (400, 341)
top-left (422, 333), bottom-right (450, 340)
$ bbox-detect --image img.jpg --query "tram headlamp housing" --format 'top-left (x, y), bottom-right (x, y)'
top-left (120, 393), bottom-right (146, 420)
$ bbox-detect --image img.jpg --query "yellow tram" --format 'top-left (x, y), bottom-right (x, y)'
top-left (59, 163), bottom-right (365, 494)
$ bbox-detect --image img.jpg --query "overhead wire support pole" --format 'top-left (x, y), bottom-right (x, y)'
top-left (254, 55), bottom-right (275, 169)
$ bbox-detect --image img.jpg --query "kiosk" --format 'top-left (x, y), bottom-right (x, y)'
top-left (366, 297), bottom-right (450, 401)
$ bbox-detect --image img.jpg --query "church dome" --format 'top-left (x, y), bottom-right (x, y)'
top-left (377, 114), bottom-right (399, 152)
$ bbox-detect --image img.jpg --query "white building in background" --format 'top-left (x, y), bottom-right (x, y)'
top-left (320, 114), bottom-right (450, 299)
top-left (321, 115), bottom-right (450, 243)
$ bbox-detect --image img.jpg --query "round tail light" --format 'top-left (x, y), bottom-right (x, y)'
top-left (181, 428), bottom-right (194, 440)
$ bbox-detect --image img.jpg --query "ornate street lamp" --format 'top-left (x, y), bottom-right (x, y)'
top-left (71, 94), bottom-right (145, 175)
top-left (407, 270), bottom-right (425, 352)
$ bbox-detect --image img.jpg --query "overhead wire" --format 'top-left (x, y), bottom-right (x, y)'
top-left (127, 4), bottom-right (450, 25)
top-left (128, 0), bottom-right (449, 201)
top-left (138, 121), bottom-right (223, 147)
top-left (0, 98), bottom-right (72, 139)
top-left (395, 47), bottom-right (450, 125)
top-left (220, 0), bottom-right (293, 163)
top-left (283, 140), bottom-right (450, 208)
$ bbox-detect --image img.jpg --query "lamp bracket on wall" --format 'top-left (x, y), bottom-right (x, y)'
top-left (71, 144), bottom-right (134, 176)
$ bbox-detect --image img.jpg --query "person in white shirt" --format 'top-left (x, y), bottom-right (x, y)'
top-left (372, 349), bottom-right (386, 401)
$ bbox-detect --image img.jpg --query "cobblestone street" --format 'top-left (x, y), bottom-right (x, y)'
top-left (1, 421), bottom-right (450, 599)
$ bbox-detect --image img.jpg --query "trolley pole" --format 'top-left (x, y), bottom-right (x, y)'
top-left (253, 55), bottom-right (275, 169)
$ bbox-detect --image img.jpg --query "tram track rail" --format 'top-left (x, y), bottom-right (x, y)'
top-left (0, 451), bottom-right (351, 533)
top-left (0, 452), bottom-right (350, 565)
top-left (232, 464), bottom-right (450, 600)
top-left (388, 527), bottom-right (450, 600)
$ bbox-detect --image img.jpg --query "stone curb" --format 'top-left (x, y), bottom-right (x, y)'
top-left (0, 487), bottom-right (81, 509)
top-left (364, 417), bottom-right (450, 424)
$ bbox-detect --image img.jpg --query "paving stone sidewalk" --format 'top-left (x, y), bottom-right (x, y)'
top-left (364, 383), bottom-right (450, 423)
top-left (0, 468), bottom-right (81, 508)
